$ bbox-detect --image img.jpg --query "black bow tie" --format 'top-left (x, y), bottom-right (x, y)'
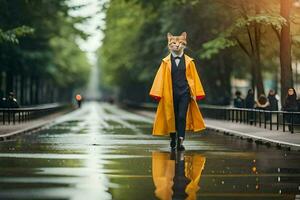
top-left (174, 56), bottom-right (181, 60)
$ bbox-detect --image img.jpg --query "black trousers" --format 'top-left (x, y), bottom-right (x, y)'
top-left (170, 90), bottom-right (190, 139)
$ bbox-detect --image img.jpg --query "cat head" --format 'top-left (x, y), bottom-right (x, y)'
top-left (167, 32), bottom-right (187, 55)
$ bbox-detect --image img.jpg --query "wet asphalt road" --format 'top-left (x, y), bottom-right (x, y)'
top-left (0, 102), bottom-right (299, 200)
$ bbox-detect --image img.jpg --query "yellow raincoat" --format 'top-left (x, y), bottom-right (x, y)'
top-left (152, 152), bottom-right (206, 200)
top-left (149, 54), bottom-right (206, 136)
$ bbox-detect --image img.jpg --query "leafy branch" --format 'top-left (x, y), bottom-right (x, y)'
top-left (0, 26), bottom-right (34, 44)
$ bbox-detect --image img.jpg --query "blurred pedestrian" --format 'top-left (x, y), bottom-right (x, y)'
top-left (282, 88), bottom-right (298, 131)
top-left (75, 94), bottom-right (82, 108)
top-left (6, 92), bottom-right (19, 108)
top-left (244, 89), bottom-right (255, 124)
top-left (267, 89), bottom-right (278, 111)
top-left (282, 88), bottom-right (298, 112)
top-left (0, 91), bottom-right (6, 108)
top-left (245, 89), bottom-right (255, 109)
top-left (255, 94), bottom-right (270, 110)
top-left (233, 91), bottom-right (244, 108)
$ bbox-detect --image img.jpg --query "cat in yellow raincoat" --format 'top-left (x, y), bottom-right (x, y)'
top-left (149, 32), bottom-right (206, 151)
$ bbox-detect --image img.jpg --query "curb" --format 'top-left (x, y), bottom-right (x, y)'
top-left (205, 125), bottom-right (300, 151)
top-left (0, 108), bottom-right (74, 141)
top-left (129, 108), bottom-right (300, 151)
top-left (0, 121), bottom-right (51, 141)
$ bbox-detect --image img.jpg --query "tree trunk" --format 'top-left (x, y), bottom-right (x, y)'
top-left (30, 76), bottom-right (34, 105)
top-left (251, 57), bottom-right (265, 97)
top-left (254, 4), bottom-right (265, 97)
top-left (280, 0), bottom-right (293, 103)
top-left (20, 75), bottom-right (25, 105)
top-left (35, 77), bottom-right (39, 105)
top-left (250, 62), bottom-right (256, 94)
top-left (6, 71), bottom-right (13, 96)
top-left (219, 53), bottom-right (232, 105)
top-left (0, 72), bottom-right (2, 96)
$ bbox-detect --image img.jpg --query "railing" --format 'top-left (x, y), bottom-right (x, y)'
top-left (122, 100), bottom-right (299, 134)
top-left (0, 103), bottom-right (70, 125)
top-left (200, 105), bottom-right (300, 133)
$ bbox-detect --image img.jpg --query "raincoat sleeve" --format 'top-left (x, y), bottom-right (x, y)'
top-left (149, 62), bottom-right (165, 101)
top-left (190, 61), bottom-right (205, 101)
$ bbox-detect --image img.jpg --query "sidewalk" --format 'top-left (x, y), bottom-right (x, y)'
top-left (134, 110), bottom-right (300, 150)
top-left (0, 108), bottom-right (74, 140)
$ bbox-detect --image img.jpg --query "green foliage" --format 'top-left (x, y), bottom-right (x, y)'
top-left (201, 14), bottom-right (286, 59)
top-left (235, 14), bottom-right (286, 31)
top-left (0, 0), bottom-right (90, 90)
top-left (99, 0), bottom-right (237, 103)
top-left (201, 37), bottom-right (237, 59)
top-left (98, 0), bottom-right (300, 104)
top-left (49, 37), bottom-right (90, 88)
top-left (0, 26), bottom-right (34, 43)
top-left (99, 0), bottom-right (165, 101)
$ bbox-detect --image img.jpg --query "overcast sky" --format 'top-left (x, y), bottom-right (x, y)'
top-left (68, 0), bottom-right (107, 64)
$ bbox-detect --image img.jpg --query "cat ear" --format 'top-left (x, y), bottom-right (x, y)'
top-left (167, 32), bottom-right (173, 39)
top-left (181, 32), bottom-right (187, 39)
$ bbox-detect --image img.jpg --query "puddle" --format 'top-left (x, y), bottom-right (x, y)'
top-left (0, 102), bottom-right (299, 200)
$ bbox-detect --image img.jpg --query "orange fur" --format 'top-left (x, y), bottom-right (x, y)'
top-left (167, 32), bottom-right (187, 55)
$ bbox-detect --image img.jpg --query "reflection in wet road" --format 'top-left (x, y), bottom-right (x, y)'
top-left (0, 102), bottom-right (299, 200)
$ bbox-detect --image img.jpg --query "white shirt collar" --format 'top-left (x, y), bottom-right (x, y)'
top-left (171, 51), bottom-right (184, 58)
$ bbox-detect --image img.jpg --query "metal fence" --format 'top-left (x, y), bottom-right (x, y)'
top-left (200, 105), bottom-right (300, 133)
top-left (0, 103), bottom-right (70, 125)
top-left (122, 100), bottom-right (300, 134)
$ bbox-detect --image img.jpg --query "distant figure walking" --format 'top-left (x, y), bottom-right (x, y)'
top-left (267, 89), bottom-right (278, 111)
top-left (75, 94), bottom-right (82, 108)
top-left (233, 91), bottom-right (244, 108)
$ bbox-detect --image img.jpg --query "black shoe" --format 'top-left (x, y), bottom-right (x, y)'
top-left (170, 138), bottom-right (176, 151)
top-left (177, 137), bottom-right (185, 151)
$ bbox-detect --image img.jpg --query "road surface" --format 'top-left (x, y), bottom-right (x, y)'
top-left (0, 102), bottom-right (299, 200)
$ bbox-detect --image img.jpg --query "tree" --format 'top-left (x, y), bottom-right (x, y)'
top-left (201, 0), bottom-right (286, 97)
top-left (279, 0), bottom-right (293, 102)
top-left (0, 0), bottom-right (90, 105)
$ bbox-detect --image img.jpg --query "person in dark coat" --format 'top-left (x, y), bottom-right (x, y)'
top-left (0, 91), bottom-right (6, 108)
top-left (244, 89), bottom-right (255, 124)
top-left (233, 91), bottom-right (244, 108)
top-left (267, 89), bottom-right (279, 111)
top-left (245, 89), bottom-right (255, 109)
top-left (282, 88), bottom-right (298, 131)
top-left (282, 88), bottom-right (298, 112)
top-left (6, 92), bottom-right (19, 108)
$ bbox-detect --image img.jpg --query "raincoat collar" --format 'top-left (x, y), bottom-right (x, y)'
top-left (162, 53), bottom-right (194, 70)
